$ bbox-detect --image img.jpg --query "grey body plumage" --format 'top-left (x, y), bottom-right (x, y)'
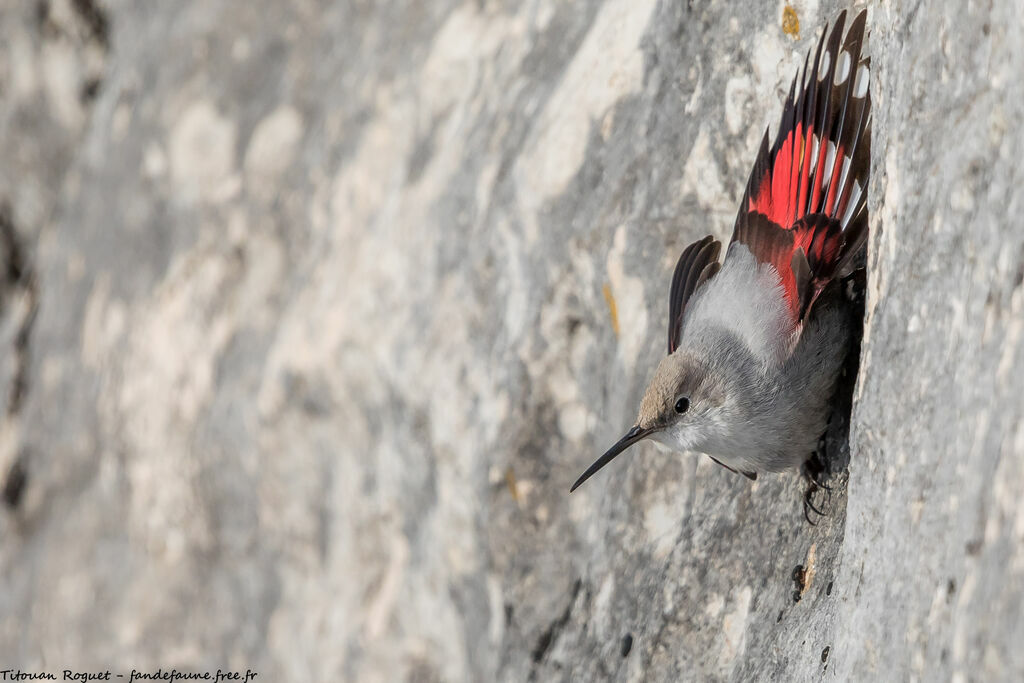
top-left (639, 244), bottom-right (850, 475)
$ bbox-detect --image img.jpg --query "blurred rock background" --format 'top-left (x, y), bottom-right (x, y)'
top-left (0, 0), bottom-right (1021, 680)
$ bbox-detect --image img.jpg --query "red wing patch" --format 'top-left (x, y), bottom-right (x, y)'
top-left (732, 212), bottom-right (840, 321)
top-left (732, 10), bottom-right (871, 322)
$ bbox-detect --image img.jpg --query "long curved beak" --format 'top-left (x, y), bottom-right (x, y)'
top-left (569, 424), bottom-right (651, 492)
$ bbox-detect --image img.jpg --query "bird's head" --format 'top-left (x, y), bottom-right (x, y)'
top-left (569, 351), bottom-right (727, 492)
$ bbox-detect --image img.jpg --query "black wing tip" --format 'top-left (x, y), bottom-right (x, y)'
top-left (667, 234), bottom-right (722, 354)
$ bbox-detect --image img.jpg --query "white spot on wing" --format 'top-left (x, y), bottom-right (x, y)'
top-left (841, 180), bottom-right (862, 228)
top-left (836, 154), bottom-right (853, 203)
top-left (834, 50), bottom-right (852, 86)
top-left (823, 141), bottom-right (837, 189)
top-left (854, 63), bottom-right (870, 98)
top-left (808, 134), bottom-right (820, 173)
top-left (818, 50), bottom-right (831, 79)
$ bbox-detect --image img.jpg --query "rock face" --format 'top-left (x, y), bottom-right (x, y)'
top-left (1, 0), bottom-right (1021, 680)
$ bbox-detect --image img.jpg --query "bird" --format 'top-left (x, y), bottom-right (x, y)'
top-left (570, 10), bottom-right (871, 498)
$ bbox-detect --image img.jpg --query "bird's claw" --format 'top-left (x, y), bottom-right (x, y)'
top-left (801, 450), bottom-right (832, 525)
top-left (802, 450), bottom-right (832, 490)
top-left (802, 485), bottom-right (827, 525)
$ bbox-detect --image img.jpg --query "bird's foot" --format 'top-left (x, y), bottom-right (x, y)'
top-left (802, 449), bottom-right (832, 490)
top-left (801, 450), bottom-right (832, 525)
top-left (803, 487), bottom-right (824, 525)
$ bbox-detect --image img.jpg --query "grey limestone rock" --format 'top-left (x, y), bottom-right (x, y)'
top-left (0, 0), bottom-right (1021, 681)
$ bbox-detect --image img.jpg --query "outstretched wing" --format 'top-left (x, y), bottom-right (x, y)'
top-left (667, 235), bottom-right (721, 354)
top-left (732, 9), bottom-right (871, 323)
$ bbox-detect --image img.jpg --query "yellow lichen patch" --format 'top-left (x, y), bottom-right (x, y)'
top-left (801, 543), bottom-right (817, 596)
top-left (505, 466), bottom-right (520, 502)
top-left (782, 5), bottom-right (800, 40)
top-left (602, 283), bottom-right (620, 337)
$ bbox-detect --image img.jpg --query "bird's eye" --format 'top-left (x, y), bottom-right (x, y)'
top-left (675, 397), bottom-right (690, 414)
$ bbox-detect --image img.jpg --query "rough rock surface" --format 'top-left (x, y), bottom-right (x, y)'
top-left (0, 0), bottom-right (1021, 681)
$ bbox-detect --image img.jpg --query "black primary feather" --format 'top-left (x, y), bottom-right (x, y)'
top-left (667, 235), bottom-right (721, 354)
